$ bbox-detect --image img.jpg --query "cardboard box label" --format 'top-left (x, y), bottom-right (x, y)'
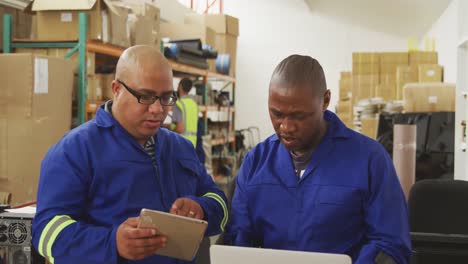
top-left (426, 69), bottom-right (436, 77)
top-left (34, 58), bottom-right (48, 94)
top-left (428, 96), bottom-right (437, 104)
top-left (60, 12), bottom-right (73, 22)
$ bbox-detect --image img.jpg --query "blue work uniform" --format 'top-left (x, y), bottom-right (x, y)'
top-left (225, 110), bottom-right (411, 264)
top-left (32, 106), bottom-right (228, 264)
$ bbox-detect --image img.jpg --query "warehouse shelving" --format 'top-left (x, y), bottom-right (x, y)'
top-left (3, 12), bottom-right (236, 149)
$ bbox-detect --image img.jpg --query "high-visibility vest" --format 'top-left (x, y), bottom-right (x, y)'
top-left (176, 97), bottom-right (199, 147)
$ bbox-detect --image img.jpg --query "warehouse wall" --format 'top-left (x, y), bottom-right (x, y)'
top-left (420, 0), bottom-right (458, 83)
top-left (224, 0), bottom-right (409, 140)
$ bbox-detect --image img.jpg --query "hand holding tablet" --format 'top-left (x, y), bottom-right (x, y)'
top-left (138, 208), bottom-right (208, 261)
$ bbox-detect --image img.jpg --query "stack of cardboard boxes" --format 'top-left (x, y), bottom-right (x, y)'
top-left (377, 52), bottom-right (408, 101)
top-left (18, 0), bottom-right (162, 118)
top-left (351, 52), bottom-right (380, 105)
top-left (0, 54), bottom-right (74, 205)
top-left (403, 51), bottom-right (452, 113)
top-left (337, 51), bottom-right (451, 139)
top-left (336, 72), bottom-right (353, 128)
top-left (31, 0), bottom-right (161, 48)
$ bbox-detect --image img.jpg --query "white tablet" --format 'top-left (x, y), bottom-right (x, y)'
top-left (138, 208), bottom-right (208, 261)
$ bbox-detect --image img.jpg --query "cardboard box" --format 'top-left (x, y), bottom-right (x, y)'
top-left (339, 78), bottom-right (352, 99)
top-left (100, 73), bottom-right (115, 100)
top-left (108, 4), bottom-right (130, 47)
top-left (380, 63), bottom-right (407, 74)
top-left (33, 0), bottom-right (105, 41)
top-left (375, 83), bottom-right (396, 102)
top-left (351, 74), bottom-right (379, 104)
top-left (336, 100), bottom-right (352, 116)
top-left (160, 22), bottom-right (215, 47)
top-left (128, 14), bottom-right (158, 46)
top-left (124, 2), bottom-right (160, 31)
top-left (418, 64), bottom-right (443, 82)
top-left (184, 14), bottom-right (239, 76)
top-left (336, 99), bottom-right (353, 128)
top-left (0, 6), bottom-right (34, 50)
top-left (396, 65), bottom-right (418, 100)
top-left (409, 51), bottom-right (438, 65)
top-left (184, 14), bottom-right (239, 36)
top-left (352, 63), bottom-right (379, 75)
top-left (352, 52), bottom-right (380, 64)
top-left (361, 117), bottom-right (379, 139)
top-left (403, 83), bottom-right (455, 112)
top-left (16, 48), bottom-right (96, 75)
top-left (88, 73), bottom-right (115, 101)
top-left (340, 71), bottom-right (352, 79)
top-left (380, 74), bottom-right (396, 84)
top-left (87, 75), bottom-right (101, 100)
top-left (380, 52), bottom-right (408, 64)
top-left (0, 54), bottom-right (74, 205)
top-left (32, 0), bottom-right (128, 46)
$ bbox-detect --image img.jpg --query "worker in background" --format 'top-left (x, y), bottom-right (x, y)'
top-left (32, 45), bottom-right (228, 264)
top-left (225, 55), bottom-right (411, 264)
top-left (170, 77), bottom-right (199, 147)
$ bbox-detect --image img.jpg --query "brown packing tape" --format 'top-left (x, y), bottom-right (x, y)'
top-left (393, 124), bottom-right (417, 200)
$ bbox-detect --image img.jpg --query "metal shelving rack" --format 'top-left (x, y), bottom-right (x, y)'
top-left (3, 12), bottom-right (89, 124)
top-left (3, 12), bottom-right (236, 146)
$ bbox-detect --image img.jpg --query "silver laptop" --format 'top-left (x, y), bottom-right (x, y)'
top-left (210, 245), bottom-right (352, 264)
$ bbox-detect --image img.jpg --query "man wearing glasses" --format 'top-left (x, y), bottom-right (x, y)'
top-left (32, 45), bottom-right (228, 264)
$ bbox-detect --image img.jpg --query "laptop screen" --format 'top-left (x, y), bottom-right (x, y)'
top-left (210, 245), bottom-right (352, 264)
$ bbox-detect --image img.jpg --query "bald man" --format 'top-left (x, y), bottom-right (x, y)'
top-left (226, 55), bottom-right (411, 263)
top-left (32, 45), bottom-right (228, 264)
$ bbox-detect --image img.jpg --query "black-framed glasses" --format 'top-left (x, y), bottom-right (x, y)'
top-left (116, 79), bottom-right (178, 106)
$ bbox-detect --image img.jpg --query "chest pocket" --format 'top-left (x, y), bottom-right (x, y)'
top-left (314, 185), bottom-right (363, 225)
top-left (176, 159), bottom-right (200, 196)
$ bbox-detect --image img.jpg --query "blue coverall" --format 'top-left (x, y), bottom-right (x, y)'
top-left (32, 106), bottom-right (228, 264)
top-left (226, 110), bottom-right (411, 264)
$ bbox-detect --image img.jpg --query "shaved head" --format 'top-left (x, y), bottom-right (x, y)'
top-left (269, 55), bottom-right (327, 96)
top-left (111, 45), bottom-right (174, 145)
top-left (116, 45), bottom-right (172, 82)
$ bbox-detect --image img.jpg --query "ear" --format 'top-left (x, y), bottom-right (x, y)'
top-left (322, 89), bottom-right (331, 111)
top-left (111, 80), bottom-right (121, 98)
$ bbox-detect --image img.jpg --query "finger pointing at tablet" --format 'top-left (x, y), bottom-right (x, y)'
top-left (170, 198), bottom-right (205, 220)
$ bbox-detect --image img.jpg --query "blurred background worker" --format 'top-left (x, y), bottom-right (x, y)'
top-left (171, 77), bottom-right (199, 147)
